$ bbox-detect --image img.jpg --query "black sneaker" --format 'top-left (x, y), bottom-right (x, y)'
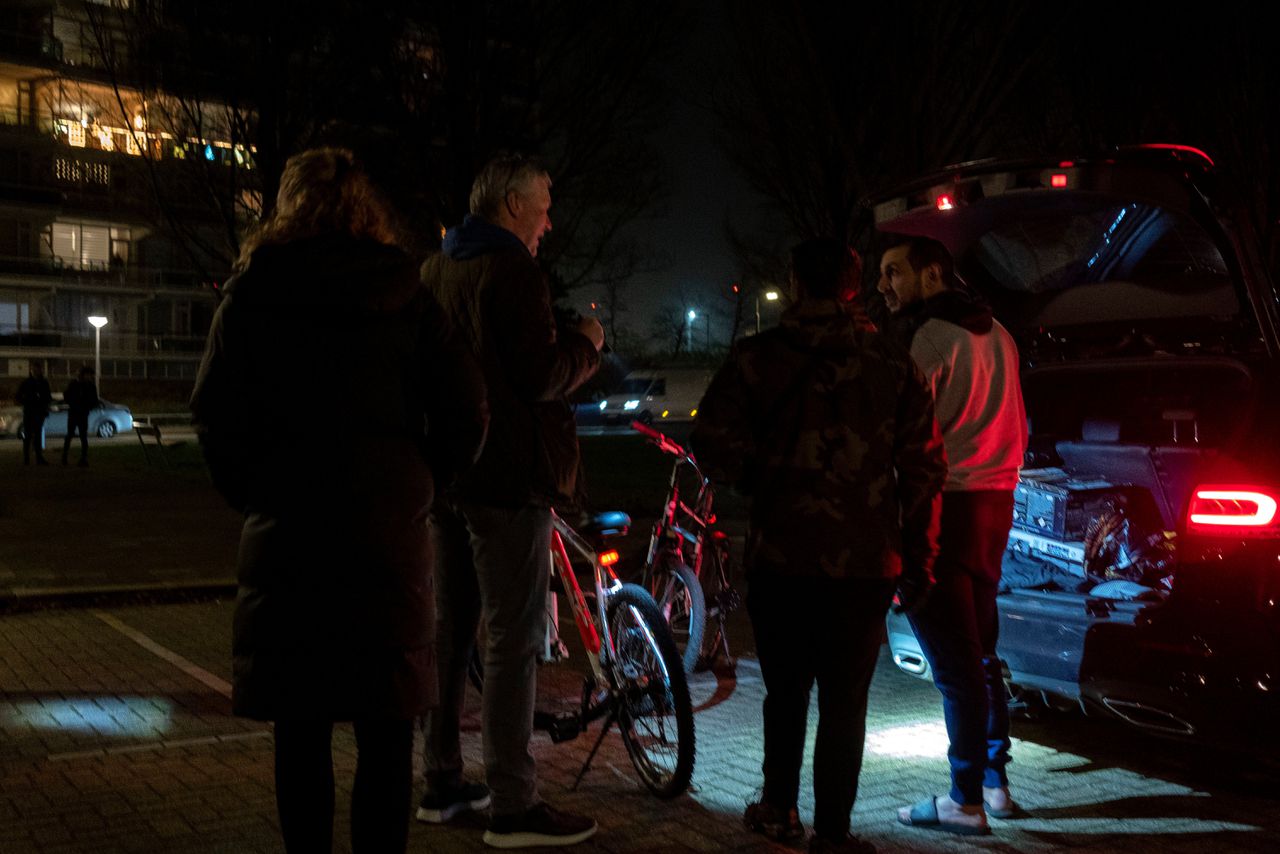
top-left (743, 801), bottom-right (804, 842)
top-left (483, 802), bottom-right (597, 849)
top-left (415, 780), bottom-right (491, 824)
top-left (810, 833), bottom-right (877, 854)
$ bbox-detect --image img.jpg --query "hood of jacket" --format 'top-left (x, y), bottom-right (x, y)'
top-left (893, 285), bottom-right (994, 344)
top-left (441, 214), bottom-right (528, 261)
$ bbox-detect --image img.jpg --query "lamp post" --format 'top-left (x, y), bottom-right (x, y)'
top-left (686, 309), bottom-right (697, 353)
top-left (754, 289), bottom-right (780, 334)
top-left (88, 316), bottom-right (108, 391)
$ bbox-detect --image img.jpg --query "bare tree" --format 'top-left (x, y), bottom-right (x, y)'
top-left (714, 0), bottom-right (1053, 256)
top-left (392, 1), bottom-right (681, 291)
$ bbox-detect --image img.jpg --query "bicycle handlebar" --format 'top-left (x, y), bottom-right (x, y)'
top-left (630, 419), bottom-right (687, 458)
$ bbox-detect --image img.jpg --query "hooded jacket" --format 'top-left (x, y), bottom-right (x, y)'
top-left (895, 287), bottom-right (1026, 491)
top-left (421, 214), bottom-right (599, 508)
top-left (190, 234), bottom-right (488, 720)
top-left (692, 299), bottom-right (946, 581)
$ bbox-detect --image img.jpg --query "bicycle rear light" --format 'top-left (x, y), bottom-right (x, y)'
top-left (1186, 485), bottom-right (1280, 536)
top-left (598, 550), bottom-right (620, 566)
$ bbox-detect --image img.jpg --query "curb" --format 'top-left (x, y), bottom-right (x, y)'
top-left (0, 579), bottom-right (237, 614)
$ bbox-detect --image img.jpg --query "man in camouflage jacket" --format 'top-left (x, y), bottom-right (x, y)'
top-left (692, 238), bottom-right (945, 853)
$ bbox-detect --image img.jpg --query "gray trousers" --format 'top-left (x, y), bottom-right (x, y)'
top-left (422, 497), bottom-right (550, 816)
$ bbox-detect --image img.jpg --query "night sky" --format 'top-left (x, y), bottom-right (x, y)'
top-left (567, 5), bottom-right (770, 354)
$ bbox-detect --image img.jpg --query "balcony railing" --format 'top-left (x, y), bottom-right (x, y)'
top-left (0, 253), bottom-right (223, 291)
top-left (0, 327), bottom-right (209, 355)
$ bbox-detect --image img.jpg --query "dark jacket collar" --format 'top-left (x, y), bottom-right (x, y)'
top-left (776, 298), bottom-right (879, 352)
top-left (893, 285), bottom-right (994, 345)
top-left (441, 214), bottom-right (528, 260)
top-left (229, 234), bottom-right (419, 312)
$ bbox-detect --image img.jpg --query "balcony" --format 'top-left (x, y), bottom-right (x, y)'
top-left (0, 253), bottom-right (219, 292)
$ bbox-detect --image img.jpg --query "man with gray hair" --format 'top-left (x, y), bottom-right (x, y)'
top-left (418, 153), bottom-right (603, 848)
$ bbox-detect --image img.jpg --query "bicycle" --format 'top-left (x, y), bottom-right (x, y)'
top-left (632, 419), bottom-right (742, 675)
top-left (469, 508), bottom-right (696, 799)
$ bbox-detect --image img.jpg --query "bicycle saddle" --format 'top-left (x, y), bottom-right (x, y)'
top-left (580, 511), bottom-right (631, 538)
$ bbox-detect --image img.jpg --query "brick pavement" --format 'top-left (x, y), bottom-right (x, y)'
top-left (1, 600), bottom-right (1278, 853)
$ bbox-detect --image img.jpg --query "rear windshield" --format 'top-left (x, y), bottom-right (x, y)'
top-left (882, 185), bottom-right (1266, 358)
top-left (973, 203), bottom-right (1234, 321)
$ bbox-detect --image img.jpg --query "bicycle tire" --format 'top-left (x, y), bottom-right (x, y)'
top-left (606, 583), bottom-right (696, 799)
top-left (650, 555), bottom-right (706, 674)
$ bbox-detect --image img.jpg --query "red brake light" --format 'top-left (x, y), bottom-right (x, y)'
top-left (1187, 486), bottom-right (1280, 535)
top-left (1050, 173), bottom-right (1068, 188)
top-left (936, 195), bottom-right (954, 211)
top-left (599, 550), bottom-right (620, 566)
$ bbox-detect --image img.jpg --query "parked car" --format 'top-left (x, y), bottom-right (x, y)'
top-left (0, 396), bottom-right (134, 440)
top-left (875, 145), bottom-right (1280, 755)
top-left (596, 368), bottom-right (713, 425)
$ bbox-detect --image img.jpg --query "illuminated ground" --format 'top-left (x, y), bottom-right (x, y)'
top-left (1, 599), bottom-right (1276, 852)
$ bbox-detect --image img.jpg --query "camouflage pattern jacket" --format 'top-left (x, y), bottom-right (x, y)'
top-left (691, 299), bottom-right (946, 581)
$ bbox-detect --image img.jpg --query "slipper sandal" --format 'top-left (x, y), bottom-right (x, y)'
top-left (985, 799), bottom-right (1023, 820)
top-left (897, 796), bottom-right (992, 837)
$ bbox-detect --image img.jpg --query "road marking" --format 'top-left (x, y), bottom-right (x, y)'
top-left (48, 729), bottom-right (272, 762)
top-left (91, 610), bottom-right (233, 699)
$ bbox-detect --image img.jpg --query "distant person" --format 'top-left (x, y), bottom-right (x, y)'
top-left (62, 366), bottom-right (100, 467)
top-left (878, 235), bottom-right (1027, 836)
top-left (16, 361), bottom-right (52, 466)
top-left (692, 238), bottom-right (946, 854)
top-left (418, 152), bottom-right (603, 849)
top-left (190, 147), bottom-right (488, 854)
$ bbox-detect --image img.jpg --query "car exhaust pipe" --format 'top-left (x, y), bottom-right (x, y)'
top-left (1101, 698), bottom-right (1196, 736)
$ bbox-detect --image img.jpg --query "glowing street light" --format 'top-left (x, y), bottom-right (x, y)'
top-left (755, 289), bottom-right (781, 334)
top-left (88, 316), bottom-right (108, 391)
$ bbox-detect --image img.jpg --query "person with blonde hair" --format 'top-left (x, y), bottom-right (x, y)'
top-left (192, 147), bottom-right (488, 853)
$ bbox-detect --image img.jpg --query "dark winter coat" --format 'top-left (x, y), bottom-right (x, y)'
top-left (16, 375), bottom-right (52, 419)
top-left (190, 234), bottom-right (488, 721)
top-left (691, 299), bottom-right (946, 582)
top-left (421, 214), bottom-right (599, 508)
top-left (63, 379), bottom-right (100, 419)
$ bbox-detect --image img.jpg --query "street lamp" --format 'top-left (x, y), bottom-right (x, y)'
top-left (686, 309), bottom-right (697, 352)
top-left (88, 316), bottom-right (108, 391)
top-left (755, 289), bottom-right (780, 334)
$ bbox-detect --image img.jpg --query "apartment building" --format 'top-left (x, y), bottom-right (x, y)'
top-left (0, 0), bottom-right (253, 393)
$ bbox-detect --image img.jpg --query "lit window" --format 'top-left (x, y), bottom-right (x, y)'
top-left (68, 122), bottom-right (85, 148)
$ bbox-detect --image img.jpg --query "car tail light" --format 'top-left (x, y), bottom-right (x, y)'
top-left (1050, 173), bottom-right (1069, 188)
top-left (598, 550), bottom-right (620, 566)
top-left (935, 195), bottom-right (954, 211)
top-left (1186, 485), bottom-right (1280, 536)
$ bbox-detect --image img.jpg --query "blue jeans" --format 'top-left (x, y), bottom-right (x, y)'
top-left (421, 498), bottom-right (551, 815)
top-left (908, 490), bottom-right (1014, 805)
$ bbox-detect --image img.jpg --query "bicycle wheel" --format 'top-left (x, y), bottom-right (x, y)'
top-left (606, 583), bottom-right (695, 799)
top-left (649, 554), bottom-right (706, 674)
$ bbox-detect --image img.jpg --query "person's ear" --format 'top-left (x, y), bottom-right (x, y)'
top-left (504, 190), bottom-right (521, 219)
top-left (920, 262), bottom-right (939, 289)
